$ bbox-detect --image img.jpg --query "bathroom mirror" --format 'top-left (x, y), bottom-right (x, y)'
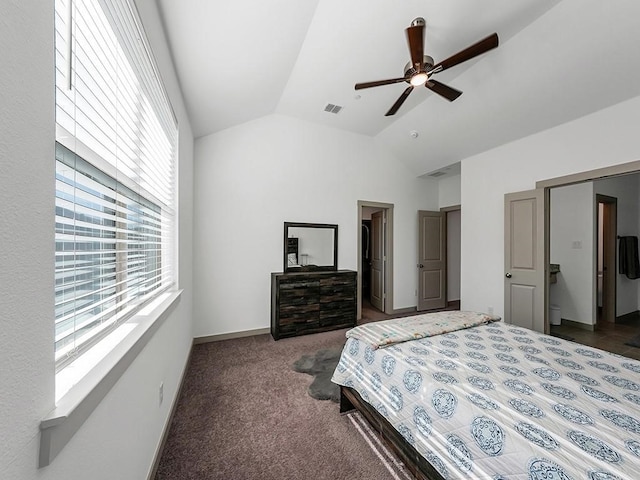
top-left (284, 222), bottom-right (338, 272)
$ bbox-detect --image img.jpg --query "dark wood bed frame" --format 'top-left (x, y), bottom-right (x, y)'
top-left (340, 386), bottom-right (445, 480)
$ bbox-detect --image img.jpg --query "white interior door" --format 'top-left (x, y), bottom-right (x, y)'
top-left (504, 189), bottom-right (545, 332)
top-left (370, 210), bottom-right (385, 311)
top-left (418, 210), bottom-right (446, 311)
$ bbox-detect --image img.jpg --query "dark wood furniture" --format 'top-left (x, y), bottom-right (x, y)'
top-left (271, 270), bottom-right (356, 340)
top-left (340, 386), bottom-right (444, 480)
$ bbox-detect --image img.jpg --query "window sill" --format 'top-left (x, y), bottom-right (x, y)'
top-left (39, 290), bottom-right (182, 468)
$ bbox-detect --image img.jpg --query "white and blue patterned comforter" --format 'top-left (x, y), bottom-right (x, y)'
top-left (331, 320), bottom-right (640, 479)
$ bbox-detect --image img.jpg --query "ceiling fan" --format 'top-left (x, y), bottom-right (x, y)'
top-left (355, 18), bottom-right (499, 116)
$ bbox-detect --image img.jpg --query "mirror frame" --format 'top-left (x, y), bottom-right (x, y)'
top-left (283, 222), bottom-right (338, 272)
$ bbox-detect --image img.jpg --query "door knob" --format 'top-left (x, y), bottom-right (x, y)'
top-left (505, 272), bottom-right (512, 278)
top-left (418, 264), bottom-right (424, 268)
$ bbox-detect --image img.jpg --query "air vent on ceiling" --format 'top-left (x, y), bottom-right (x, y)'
top-left (428, 171), bottom-right (447, 178)
top-left (324, 103), bottom-right (343, 114)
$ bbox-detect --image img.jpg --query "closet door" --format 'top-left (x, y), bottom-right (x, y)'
top-left (370, 211), bottom-right (385, 311)
top-left (417, 210), bottom-right (446, 311)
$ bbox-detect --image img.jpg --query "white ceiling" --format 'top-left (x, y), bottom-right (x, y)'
top-left (157, 0), bottom-right (640, 176)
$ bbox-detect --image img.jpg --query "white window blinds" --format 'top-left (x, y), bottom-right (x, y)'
top-left (54, 0), bottom-right (177, 369)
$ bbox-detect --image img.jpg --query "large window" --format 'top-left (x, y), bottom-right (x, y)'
top-left (54, 0), bottom-right (177, 370)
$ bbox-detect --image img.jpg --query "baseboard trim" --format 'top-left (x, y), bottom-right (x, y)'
top-left (393, 306), bottom-right (417, 315)
top-left (392, 301), bottom-right (459, 316)
top-left (193, 327), bottom-right (271, 344)
top-left (562, 319), bottom-right (595, 331)
top-left (147, 343), bottom-right (193, 480)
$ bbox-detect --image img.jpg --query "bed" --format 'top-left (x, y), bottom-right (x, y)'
top-left (331, 311), bottom-right (640, 480)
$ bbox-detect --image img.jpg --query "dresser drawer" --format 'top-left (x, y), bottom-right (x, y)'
top-left (319, 288), bottom-right (355, 303)
top-left (272, 270), bottom-right (356, 340)
top-left (320, 315), bottom-right (354, 329)
top-left (279, 275), bottom-right (320, 288)
top-left (279, 303), bottom-right (320, 322)
top-left (320, 273), bottom-right (356, 299)
top-left (279, 316), bottom-right (320, 335)
top-left (320, 274), bottom-right (356, 287)
top-left (320, 299), bottom-right (355, 324)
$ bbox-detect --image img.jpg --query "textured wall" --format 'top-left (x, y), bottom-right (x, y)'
top-left (0, 1), bottom-right (195, 478)
top-left (0, 0), bottom-right (56, 473)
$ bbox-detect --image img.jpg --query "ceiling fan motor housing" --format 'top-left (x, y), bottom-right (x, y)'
top-left (404, 55), bottom-right (434, 77)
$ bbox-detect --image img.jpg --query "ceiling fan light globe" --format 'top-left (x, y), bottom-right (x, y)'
top-left (410, 73), bottom-right (428, 87)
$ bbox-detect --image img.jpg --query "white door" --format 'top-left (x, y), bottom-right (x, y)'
top-left (370, 210), bottom-right (385, 311)
top-left (504, 189), bottom-right (545, 332)
top-left (418, 210), bottom-right (446, 311)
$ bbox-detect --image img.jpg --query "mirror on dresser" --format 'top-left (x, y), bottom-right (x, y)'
top-left (283, 222), bottom-right (338, 272)
top-left (272, 222), bottom-right (355, 340)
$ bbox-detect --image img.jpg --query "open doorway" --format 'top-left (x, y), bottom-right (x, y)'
top-left (538, 168), bottom-right (640, 337)
top-left (357, 201), bottom-right (394, 321)
top-left (596, 194), bottom-right (617, 326)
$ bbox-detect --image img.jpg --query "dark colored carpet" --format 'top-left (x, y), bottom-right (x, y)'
top-left (292, 347), bottom-right (342, 402)
top-left (154, 329), bottom-right (404, 480)
top-left (347, 411), bottom-right (413, 480)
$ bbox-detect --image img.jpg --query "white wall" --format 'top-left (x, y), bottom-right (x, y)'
top-left (549, 183), bottom-right (595, 325)
top-left (193, 114), bottom-right (439, 337)
top-left (0, 1), bottom-right (194, 478)
top-left (461, 94), bottom-right (640, 319)
top-left (438, 174), bottom-right (461, 208)
top-left (594, 174), bottom-right (640, 315)
top-left (446, 209), bottom-right (461, 302)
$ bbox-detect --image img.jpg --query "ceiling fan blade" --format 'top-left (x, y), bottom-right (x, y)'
top-left (406, 24), bottom-right (425, 71)
top-left (385, 86), bottom-right (413, 116)
top-left (355, 77), bottom-right (407, 90)
top-left (426, 79), bottom-right (463, 102)
top-left (432, 33), bottom-right (499, 73)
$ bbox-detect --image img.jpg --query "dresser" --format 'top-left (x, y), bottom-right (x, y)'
top-left (271, 270), bottom-right (357, 340)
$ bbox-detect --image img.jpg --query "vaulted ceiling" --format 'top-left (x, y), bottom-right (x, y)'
top-left (158, 0), bottom-right (640, 176)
